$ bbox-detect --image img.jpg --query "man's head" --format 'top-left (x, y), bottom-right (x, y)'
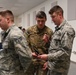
top-left (36, 11), bottom-right (47, 29)
top-left (49, 5), bottom-right (64, 26)
top-left (0, 10), bottom-right (14, 30)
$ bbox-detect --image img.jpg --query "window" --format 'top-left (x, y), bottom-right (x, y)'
top-left (33, 11), bottom-right (36, 25)
top-left (27, 14), bottom-right (30, 26)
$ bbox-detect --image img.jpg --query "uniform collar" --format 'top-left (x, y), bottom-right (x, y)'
top-left (2, 24), bottom-right (15, 35)
top-left (55, 19), bottom-right (66, 31)
top-left (36, 25), bottom-right (46, 33)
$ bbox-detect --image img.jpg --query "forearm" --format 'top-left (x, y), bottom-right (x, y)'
top-left (48, 50), bottom-right (64, 61)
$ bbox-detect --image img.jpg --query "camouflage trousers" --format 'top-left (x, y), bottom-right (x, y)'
top-left (25, 62), bottom-right (48, 75)
top-left (47, 70), bottom-right (68, 75)
top-left (0, 70), bottom-right (26, 75)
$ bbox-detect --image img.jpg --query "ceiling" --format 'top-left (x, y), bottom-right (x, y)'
top-left (0, 0), bottom-right (46, 16)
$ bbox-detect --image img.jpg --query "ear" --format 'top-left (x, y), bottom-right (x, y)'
top-left (45, 18), bottom-right (47, 21)
top-left (6, 17), bottom-right (10, 23)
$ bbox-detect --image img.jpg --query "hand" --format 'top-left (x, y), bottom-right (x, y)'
top-left (32, 52), bottom-right (37, 57)
top-left (43, 62), bottom-right (48, 70)
top-left (38, 54), bottom-right (48, 60)
top-left (42, 34), bottom-right (49, 43)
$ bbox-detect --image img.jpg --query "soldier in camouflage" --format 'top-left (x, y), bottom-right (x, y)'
top-left (0, 10), bottom-right (32, 75)
top-left (38, 5), bottom-right (75, 75)
top-left (26, 11), bottom-right (53, 75)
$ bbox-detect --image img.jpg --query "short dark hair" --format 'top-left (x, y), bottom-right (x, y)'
top-left (36, 11), bottom-right (47, 19)
top-left (0, 10), bottom-right (14, 22)
top-left (49, 5), bottom-right (63, 16)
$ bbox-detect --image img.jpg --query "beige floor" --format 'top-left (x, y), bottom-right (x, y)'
top-left (68, 61), bottom-right (76, 75)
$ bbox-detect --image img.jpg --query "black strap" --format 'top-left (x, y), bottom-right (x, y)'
top-left (3, 30), bottom-right (10, 41)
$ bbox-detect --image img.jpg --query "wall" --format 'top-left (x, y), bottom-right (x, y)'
top-left (16, 0), bottom-right (68, 29)
top-left (68, 20), bottom-right (76, 62)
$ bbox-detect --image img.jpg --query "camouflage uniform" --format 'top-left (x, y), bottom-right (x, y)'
top-left (0, 25), bottom-right (32, 75)
top-left (26, 25), bottom-right (53, 75)
top-left (47, 20), bottom-right (75, 75)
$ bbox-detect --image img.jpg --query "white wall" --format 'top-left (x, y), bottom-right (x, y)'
top-left (68, 20), bottom-right (76, 62)
top-left (16, 0), bottom-right (76, 62)
top-left (16, 0), bottom-right (68, 30)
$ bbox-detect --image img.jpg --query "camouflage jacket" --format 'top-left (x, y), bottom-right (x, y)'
top-left (26, 25), bottom-right (53, 64)
top-left (48, 20), bottom-right (75, 73)
top-left (0, 25), bottom-right (32, 75)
